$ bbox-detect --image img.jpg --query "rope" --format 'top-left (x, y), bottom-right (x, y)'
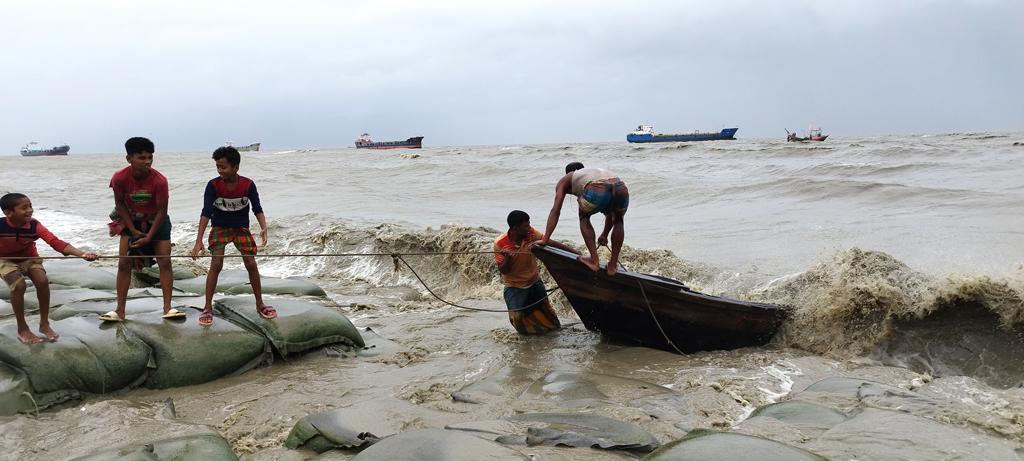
top-left (637, 279), bottom-right (686, 355)
top-left (22, 248), bottom-right (561, 314)
top-left (392, 254), bottom-right (559, 313)
top-left (29, 249), bottom-right (522, 260)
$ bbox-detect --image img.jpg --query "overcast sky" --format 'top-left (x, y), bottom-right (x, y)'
top-left (2, 0), bottom-right (1021, 153)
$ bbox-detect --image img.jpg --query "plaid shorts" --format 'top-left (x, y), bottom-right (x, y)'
top-left (208, 227), bottom-right (258, 255)
top-left (0, 258), bottom-right (44, 290)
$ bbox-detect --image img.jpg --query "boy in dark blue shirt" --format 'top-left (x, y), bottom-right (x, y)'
top-left (190, 146), bottom-right (275, 325)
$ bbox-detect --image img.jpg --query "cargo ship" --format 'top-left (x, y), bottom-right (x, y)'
top-left (225, 142), bottom-right (261, 152)
top-left (355, 133), bottom-right (423, 149)
top-left (626, 125), bottom-right (738, 143)
top-left (20, 142), bottom-right (70, 157)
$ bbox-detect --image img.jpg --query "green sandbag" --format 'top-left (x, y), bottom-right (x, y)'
top-left (49, 296), bottom-right (205, 321)
top-left (352, 428), bottom-right (529, 461)
top-left (43, 259), bottom-right (118, 291)
top-left (0, 288), bottom-right (122, 319)
top-left (69, 433), bottom-right (239, 461)
top-left (641, 430), bottom-right (827, 461)
top-left (123, 309), bottom-right (270, 389)
top-left (138, 265), bottom-right (201, 281)
top-left (215, 296), bottom-right (364, 354)
top-left (464, 412), bottom-right (661, 452)
top-left (284, 408), bottom-right (381, 453)
top-left (174, 270), bottom-right (327, 297)
top-left (0, 316), bottom-right (152, 397)
top-left (0, 361), bottom-right (36, 415)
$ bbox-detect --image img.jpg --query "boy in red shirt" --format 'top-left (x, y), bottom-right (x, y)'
top-left (189, 146), bottom-right (274, 325)
top-left (103, 137), bottom-right (178, 322)
top-left (1, 193), bottom-right (98, 343)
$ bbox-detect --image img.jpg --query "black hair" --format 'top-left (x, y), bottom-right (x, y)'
top-left (125, 137), bottom-right (155, 155)
top-left (1, 193), bottom-right (28, 212)
top-left (212, 146), bottom-right (241, 166)
top-left (506, 210), bottom-right (530, 229)
top-left (565, 162), bottom-right (584, 174)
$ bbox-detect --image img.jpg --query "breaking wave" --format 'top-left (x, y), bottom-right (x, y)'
top-left (752, 248), bottom-right (1024, 387)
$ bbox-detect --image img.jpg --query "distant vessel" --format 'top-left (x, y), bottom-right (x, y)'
top-left (225, 142), bottom-right (261, 152)
top-left (355, 133), bottom-right (423, 149)
top-left (20, 142), bottom-right (70, 157)
top-left (626, 125), bottom-right (738, 143)
top-left (786, 126), bottom-right (828, 142)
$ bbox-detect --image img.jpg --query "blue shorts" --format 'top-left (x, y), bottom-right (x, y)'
top-left (579, 179), bottom-right (629, 216)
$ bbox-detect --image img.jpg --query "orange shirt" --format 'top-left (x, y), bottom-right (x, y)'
top-left (494, 227), bottom-right (544, 288)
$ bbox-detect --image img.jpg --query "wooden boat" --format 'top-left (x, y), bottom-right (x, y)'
top-left (532, 245), bottom-right (788, 353)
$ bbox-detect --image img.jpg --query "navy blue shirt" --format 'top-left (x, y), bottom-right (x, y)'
top-left (201, 176), bottom-right (264, 228)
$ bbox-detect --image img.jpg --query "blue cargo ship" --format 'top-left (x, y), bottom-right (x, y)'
top-left (626, 125), bottom-right (738, 143)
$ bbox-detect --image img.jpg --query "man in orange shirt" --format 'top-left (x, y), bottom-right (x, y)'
top-left (494, 210), bottom-right (577, 334)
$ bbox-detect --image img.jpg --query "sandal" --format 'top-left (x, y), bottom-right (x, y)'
top-left (198, 311), bottom-right (214, 326)
top-left (258, 305), bottom-right (277, 319)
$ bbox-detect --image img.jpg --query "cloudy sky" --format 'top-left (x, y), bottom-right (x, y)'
top-left (2, 0), bottom-right (1021, 152)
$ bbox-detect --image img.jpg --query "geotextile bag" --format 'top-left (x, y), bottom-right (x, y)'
top-left (215, 296), bottom-right (364, 355)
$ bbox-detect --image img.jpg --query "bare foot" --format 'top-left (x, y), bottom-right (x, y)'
top-left (606, 264), bottom-right (618, 276)
top-left (39, 324), bottom-right (60, 342)
top-left (577, 255), bottom-right (600, 272)
top-left (17, 330), bottom-right (44, 345)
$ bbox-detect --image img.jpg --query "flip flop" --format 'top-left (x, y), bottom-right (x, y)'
top-left (162, 308), bottom-right (187, 319)
top-left (198, 311), bottom-right (214, 326)
top-left (258, 305), bottom-right (277, 319)
top-left (99, 311), bottom-right (124, 322)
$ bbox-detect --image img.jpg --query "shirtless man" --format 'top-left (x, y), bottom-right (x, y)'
top-left (539, 162), bottom-right (629, 276)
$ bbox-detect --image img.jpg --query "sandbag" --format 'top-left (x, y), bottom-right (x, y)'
top-left (449, 413), bottom-right (660, 452)
top-left (69, 433), bottom-right (239, 461)
top-left (352, 428), bottom-right (529, 461)
top-left (174, 270), bottom-right (326, 297)
top-left (49, 296), bottom-right (205, 321)
top-left (43, 259), bottom-right (118, 291)
top-left (284, 408), bottom-right (381, 453)
top-left (215, 296), bottom-right (364, 354)
top-left (641, 430), bottom-right (826, 461)
top-left (0, 361), bottom-right (36, 415)
top-left (123, 309), bottom-right (270, 389)
top-left (0, 316), bottom-right (152, 414)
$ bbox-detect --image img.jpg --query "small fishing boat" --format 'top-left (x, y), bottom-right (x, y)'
top-left (20, 142), bottom-right (70, 157)
top-left (627, 125), bottom-right (738, 143)
top-left (532, 245), bottom-right (788, 353)
top-left (355, 133), bottom-right (424, 149)
top-left (786, 126), bottom-right (829, 142)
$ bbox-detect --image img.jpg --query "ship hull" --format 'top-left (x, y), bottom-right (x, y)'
top-left (355, 136), bottom-right (423, 149)
top-left (627, 128), bottom-right (738, 143)
top-left (20, 145), bottom-right (70, 156)
top-left (235, 143), bottom-right (261, 152)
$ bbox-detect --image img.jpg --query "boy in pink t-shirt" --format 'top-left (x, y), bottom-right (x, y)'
top-left (103, 136), bottom-right (178, 322)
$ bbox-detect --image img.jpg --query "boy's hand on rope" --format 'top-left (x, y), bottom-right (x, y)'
top-left (190, 242), bottom-right (206, 260)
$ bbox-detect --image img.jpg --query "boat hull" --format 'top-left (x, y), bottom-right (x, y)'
top-left (20, 145), bottom-right (70, 156)
top-left (627, 128), bottom-right (738, 143)
top-left (355, 136), bottom-right (424, 149)
top-left (235, 143), bottom-right (261, 152)
top-left (533, 246), bottom-right (787, 353)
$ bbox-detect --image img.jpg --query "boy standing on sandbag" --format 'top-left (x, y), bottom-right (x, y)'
top-left (105, 137), bottom-right (179, 322)
top-left (1, 193), bottom-right (98, 343)
top-left (190, 146), bottom-right (276, 326)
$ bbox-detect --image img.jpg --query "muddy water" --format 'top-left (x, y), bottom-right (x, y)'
top-left (2, 134), bottom-right (1024, 459)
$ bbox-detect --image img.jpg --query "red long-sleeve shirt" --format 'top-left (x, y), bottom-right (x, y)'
top-left (0, 218), bottom-right (70, 259)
